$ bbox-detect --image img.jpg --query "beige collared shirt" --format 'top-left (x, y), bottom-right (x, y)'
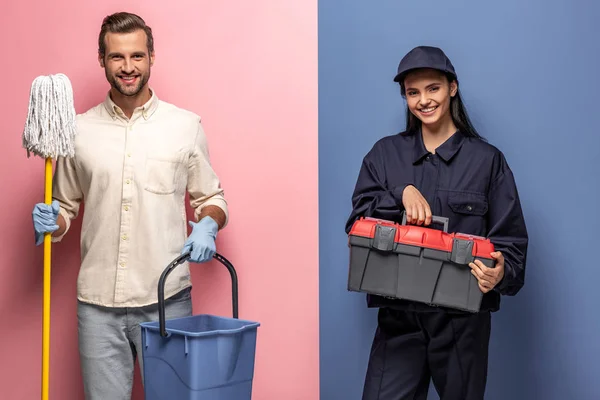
top-left (52, 90), bottom-right (228, 308)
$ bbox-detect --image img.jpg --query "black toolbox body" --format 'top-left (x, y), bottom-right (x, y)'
top-left (347, 215), bottom-right (495, 313)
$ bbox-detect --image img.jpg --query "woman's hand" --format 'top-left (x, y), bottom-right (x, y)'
top-left (469, 251), bottom-right (505, 293)
top-left (402, 185), bottom-right (432, 226)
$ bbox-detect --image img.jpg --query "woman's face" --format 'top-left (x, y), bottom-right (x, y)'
top-left (403, 69), bottom-right (457, 129)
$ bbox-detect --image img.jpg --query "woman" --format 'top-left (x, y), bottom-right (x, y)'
top-left (345, 46), bottom-right (528, 400)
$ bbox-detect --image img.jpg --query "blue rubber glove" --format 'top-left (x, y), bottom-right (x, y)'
top-left (32, 200), bottom-right (60, 246)
top-left (181, 216), bottom-right (218, 263)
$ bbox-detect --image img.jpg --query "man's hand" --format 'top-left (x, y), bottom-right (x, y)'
top-left (469, 251), bottom-right (505, 293)
top-left (181, 216), bottom-right (218, 263)
top-left (32, 200), bottom-right (60, 246)
top-left (402, 185), bottom-right (432, 226)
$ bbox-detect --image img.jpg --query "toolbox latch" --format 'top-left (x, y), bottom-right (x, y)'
top-left (451, 238), bottom-right (474, 264)
top-left (372, 224), bottom-right (396, 252)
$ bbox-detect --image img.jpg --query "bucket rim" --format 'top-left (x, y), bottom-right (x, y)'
top-left (140, 314), bottom-right (261, 338)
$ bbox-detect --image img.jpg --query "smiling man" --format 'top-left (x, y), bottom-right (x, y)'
top-left (29, 12), bottom-right (228, 400)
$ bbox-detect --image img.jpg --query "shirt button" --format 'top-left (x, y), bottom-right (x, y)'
top-left (127, 153), bottom-right (132, 158)
top-left (466, 205), bottom-right (473, 211)
top-left (122, 235), bottom-right (128, 240)
top-left (124, 206), bottom-right (129, 211)
top-left (125, 179), bottom-right (130, 184)
top-left (120, 262), bottom-right (126, 268)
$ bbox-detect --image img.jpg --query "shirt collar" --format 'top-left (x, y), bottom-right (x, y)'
top-left (436, 130), bottom-right (465, 162)
top-left (408, 129), bottom-right (465, 164)
top-left (104, 88), bottom-right (159, 121)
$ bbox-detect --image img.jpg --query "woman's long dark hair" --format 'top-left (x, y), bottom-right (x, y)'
top-left (401, 73), bottom-right (485, 140)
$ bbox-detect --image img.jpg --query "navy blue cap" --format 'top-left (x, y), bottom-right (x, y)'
top-left (393, 46), bottom-right (457, 83)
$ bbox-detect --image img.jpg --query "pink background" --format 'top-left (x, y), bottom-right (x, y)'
top-left (0, 1), bottom-right (318, 399)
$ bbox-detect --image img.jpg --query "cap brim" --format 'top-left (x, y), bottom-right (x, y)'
top-left (393, 71), bottom-right (408, 83)
top-left (393, 66), bottom-right (456, 83)
top-left (393, 66), bottom-right (426, 83)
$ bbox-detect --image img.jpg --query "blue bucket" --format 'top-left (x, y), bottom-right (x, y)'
top-left (140, 253), bottom-right (260, 399)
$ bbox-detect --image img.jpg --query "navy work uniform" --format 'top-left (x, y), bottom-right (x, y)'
top-left (345, 48), bottom-right (528, 400)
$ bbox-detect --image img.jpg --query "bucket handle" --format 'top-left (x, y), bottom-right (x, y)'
top-left (157, 251), bottom-right (239, 337)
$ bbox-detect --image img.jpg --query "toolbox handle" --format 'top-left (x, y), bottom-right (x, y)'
top-left (401, 212), bottom-right (449, 232)
top-left (157, 252), bottom-right (239, 337)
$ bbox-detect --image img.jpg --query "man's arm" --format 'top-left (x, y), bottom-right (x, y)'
top-left (197, 205), bottom-right (227, 230)
top-left (188, 121), bottom-right (229, 228)
top-left (51, 214), bottom-right (68, 238)
top-left (50, 155), bottom-right (83, 241)
top-left (182, 121), bottom-right (228, 263)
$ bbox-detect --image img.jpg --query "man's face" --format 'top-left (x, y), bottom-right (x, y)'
top-left (99, 29), bottom-right (154, 97)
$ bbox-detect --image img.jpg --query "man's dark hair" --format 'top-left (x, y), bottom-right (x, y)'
top-left (98, 12), bottom-right (154, 57)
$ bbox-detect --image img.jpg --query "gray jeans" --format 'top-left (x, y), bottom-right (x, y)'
top-left (77, 287), bottom-right (193, 400)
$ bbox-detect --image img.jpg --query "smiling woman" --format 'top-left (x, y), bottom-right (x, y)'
top-left (395, 47), bottom-right (484, 149)
top-left (345, 45), bottom-right (528, 399)
top-left (403, 69), bottom-right (457, 132)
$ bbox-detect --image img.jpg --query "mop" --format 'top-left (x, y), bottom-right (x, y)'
top-left (22, 73), bottom-right (77, 400)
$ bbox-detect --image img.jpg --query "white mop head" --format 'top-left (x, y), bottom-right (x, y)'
top-left (22, 73), bottom-right (77, 159)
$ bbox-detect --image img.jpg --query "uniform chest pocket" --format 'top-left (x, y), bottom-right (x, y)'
top-left (144, 152), bottom-right (184, 195)
top-left (447, 191), bottom-right (488, 216)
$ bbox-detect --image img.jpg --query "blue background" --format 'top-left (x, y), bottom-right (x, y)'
top-left (318, 0), bottom-right (600, 399)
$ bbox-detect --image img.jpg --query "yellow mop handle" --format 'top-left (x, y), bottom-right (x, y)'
top-left (42, 157), bottom-right (52, 400)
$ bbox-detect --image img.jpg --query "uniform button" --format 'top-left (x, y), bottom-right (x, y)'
top-left (122, 235), bottom-right (128, 240)
top-left (125, 179), bottom-right (130, 184)
top-left (120, 262), bottom-right (125, 268)
top-left (124, 206), bottom-right (129, 211)
top-left (466, 205), bottom-right (473, 211)
top-left (127, 153), bottom-right (132, 157)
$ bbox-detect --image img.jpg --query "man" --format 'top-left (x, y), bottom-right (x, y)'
top-left (30, 12), bottom-right (228, 399)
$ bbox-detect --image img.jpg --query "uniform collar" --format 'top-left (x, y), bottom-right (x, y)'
top-left (410, 129), bottom-right (465, 164)
top-left (104, 88), bottom-right (159, 121)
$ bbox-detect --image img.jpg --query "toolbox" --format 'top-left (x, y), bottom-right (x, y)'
top-left (347, 213), bottom-right (495, 313)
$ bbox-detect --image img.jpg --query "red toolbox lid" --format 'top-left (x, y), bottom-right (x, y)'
top-left (349, 217), bottom-right (494, 259)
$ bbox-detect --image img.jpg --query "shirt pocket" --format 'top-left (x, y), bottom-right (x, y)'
top-left (144, 152), bottom-right (184, 195)
top-left (445, 191), bottom-right (489, 234)
top-left (447, 191), bottom-right (488, 216)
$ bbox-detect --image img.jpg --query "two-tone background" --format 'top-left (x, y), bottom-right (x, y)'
top-left (1, 1), bottom-right (599, 399)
